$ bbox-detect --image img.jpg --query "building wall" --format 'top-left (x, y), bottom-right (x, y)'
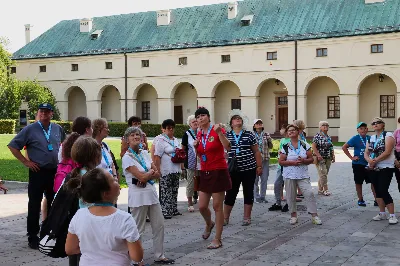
top-left (173, 83), bottom-right (198, 123)
top-left (101, 86), bottom-right (121, 122)
top-left (68, 87), bottom-right (87, 120)
top-left (12, 33), bottom-right (400, 141)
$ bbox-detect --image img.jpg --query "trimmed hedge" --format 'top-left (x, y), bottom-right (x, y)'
top-left (0, 120), bottom-right (16, 134)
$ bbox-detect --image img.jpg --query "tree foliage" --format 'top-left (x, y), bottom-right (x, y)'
top-left (0, 38), bottom-right (60, 120)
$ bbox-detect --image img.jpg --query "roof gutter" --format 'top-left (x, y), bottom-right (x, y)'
top-left (124, 53), bottom-right (128, 122)
top-left (294, 40), bottom-right (298, 120)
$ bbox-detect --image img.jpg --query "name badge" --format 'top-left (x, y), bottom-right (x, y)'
top-left (236, 148), bottom-right (240, 154)
top-left (47, 144), bottom-right (53, 151)
top-left (202, 155), bottom-right (207, 162)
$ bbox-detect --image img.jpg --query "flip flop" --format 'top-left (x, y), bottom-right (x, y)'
top-left (202, 222), bottom-right (215, 240)
top-left (207, 240), bottom-right (223, 249)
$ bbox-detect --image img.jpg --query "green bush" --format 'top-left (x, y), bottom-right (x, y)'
top-left (0, 120), bottom-right (16, 134)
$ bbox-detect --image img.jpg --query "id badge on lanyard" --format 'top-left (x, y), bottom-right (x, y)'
top-left (38, 121), bottom-right (53, 151)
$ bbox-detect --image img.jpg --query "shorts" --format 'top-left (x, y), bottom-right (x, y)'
top-left (352, 164), bottom-right (370, 185)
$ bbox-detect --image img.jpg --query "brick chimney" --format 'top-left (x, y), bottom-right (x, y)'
top-left (24, 24), bottom-right (32, 44)
top-left (228, 2), bottom-right (238, 19)
top-left (157, 10), bottom-right (171, 26)
top-left (365, 0), bottom-right (385, 3)
top-left (80, 18), bottom-right (93, 33)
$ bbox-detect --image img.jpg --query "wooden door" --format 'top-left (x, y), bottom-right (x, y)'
top-left (174, 106), bottom-right (183, 124)
top-left (278, 107), bottom-right (288, 131)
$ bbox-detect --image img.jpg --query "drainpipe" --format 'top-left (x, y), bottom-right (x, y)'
top-left (294, 40), bottom-right (298, 120)
top-left (124, 53), bottom-right (128, 122)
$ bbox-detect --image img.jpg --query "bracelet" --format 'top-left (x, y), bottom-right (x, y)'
top-left (257, 166), bottom-right (262, 169)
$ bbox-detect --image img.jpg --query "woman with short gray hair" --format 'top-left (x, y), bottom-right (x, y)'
top-left (181, 115), bottom-right (200, 212)
top-left (122, 126), bottom-right (175, 265)
top-left (312, 121), bottom-right (335, 196)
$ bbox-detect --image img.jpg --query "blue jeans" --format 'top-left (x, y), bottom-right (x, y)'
top-left (254, 160), bottom-right (270, 200)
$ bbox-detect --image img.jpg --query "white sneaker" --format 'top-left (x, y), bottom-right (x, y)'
top-left (290, 217), bottom-right (298, 225)
top-left (373, 213), bottom-right (388, 221)
top-left (187, 206), bottom-right (195, 212)
top-left (389, 216), bottom-right (398, 225)
top-left (312, 216), bottom-right (322, 225)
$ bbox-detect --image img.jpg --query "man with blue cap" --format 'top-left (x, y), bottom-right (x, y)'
top-left (342, 122), bottom-right (376, 207)
top-left (8, 103), bottom-right (65, 249)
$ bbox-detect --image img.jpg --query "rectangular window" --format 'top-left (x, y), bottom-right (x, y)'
top-left (231, 99), bottom-right (241, 110)
top-left (278, 96), bottom-right (288, 106)
top-left (141, 60), bottom-right (149, 68)
top-left (267, 52), bottom-right (278, 60)
top-left (10, 67), bottom-right (16, 74)
top-left (142, 101), bottom-right (150, 120)
top-left (371, 44), bottom-right (383, 53)
top-left (327, 96), bottom-right (340, 118)
top-left (71, 64), bottom-right (79, 71)
top-left (221, 54), bottom-right (231, 63)
top-left (178, 57), bottom-right (187, 65)
top-left (316, 48), bottom-right (328, 57)
top-left (380, 95), bottom-right (395, 118)
top-left (39, 65), bottom-right (46, 72)
top-left (105, 62), bottom-right (113, 69)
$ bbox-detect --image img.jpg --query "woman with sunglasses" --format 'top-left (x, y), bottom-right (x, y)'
top-left (364, 117), bottom-right (397, 224)
top-left (312, 121), bottom-right (335, 196)
top-left (279, 124), bottom-right (322, 225)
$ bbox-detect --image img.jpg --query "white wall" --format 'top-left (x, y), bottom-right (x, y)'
top-left (101, 86), bottom-right (121, 122)
top-left (306, 77), bottom-right (340, 137)
top-left (214, 81), bottom-right (240, 124)
top-left (136, 84), bottom-right (158, 124)
top-left (174, 83), bottom-right (198, 122)
top-left (359, 74), bottom-right (397, 132)
top-left (68, 87), bottom-right (87, 120)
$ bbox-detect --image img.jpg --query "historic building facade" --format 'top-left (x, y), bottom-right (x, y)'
top-left (10, 0), bottom-right (400, 141)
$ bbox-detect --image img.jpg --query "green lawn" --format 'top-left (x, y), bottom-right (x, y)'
top-left (0, 135), bottom-right (279, 183)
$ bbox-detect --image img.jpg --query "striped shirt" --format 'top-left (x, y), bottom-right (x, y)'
top-left (227, 130), bottom-right (257, 172)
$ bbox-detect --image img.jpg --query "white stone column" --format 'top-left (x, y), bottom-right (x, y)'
top-left (120, 99), bottom-right (126, 122)
top-left (157, 98), bottom-right (174, 123)
top-left (240, 96), bottom-right (258, 123)
top-left (129, 99), bottom-right (137, 119)
top-left (56, 101), bottom-right (68, 121)
top-left (397, 92), bottom-right (400, 120)
top-left (197, 97), bottom-right (215, 124)
top-left (86, 100), bottom-right (101, 121)
top-left (287, 95), bottom-right (295, 124)
top-left (338, 94), bottom-right (359, 142)
top-left (287, 95), bottom-right (307, 123)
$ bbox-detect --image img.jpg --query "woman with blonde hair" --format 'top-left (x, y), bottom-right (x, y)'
top-left (312, 121), bottom-right (335, 196)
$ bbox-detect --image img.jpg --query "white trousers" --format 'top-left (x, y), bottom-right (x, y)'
top-left (131, 204), bottom-right (165, 259)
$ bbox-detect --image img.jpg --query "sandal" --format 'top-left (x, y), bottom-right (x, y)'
top-left (202, 222), bottom-right (215, 240)
top-left (323, 190), bottom-right (331, 196)
top-left (242, 218), bottom-right (251, 226)
top-left (154, 258), bottom-right (175, 264)
top-left (318, 190), bottom-right (324, 195)
top-left (207, 239), bottom-right (223, 249)
top-left (223, 218), bottom-right (229, 226)
top-left (187, 206), bottom-right (195, 212)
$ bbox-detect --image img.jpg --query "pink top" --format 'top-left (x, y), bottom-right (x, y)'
top-left (53, 158), bottom-right (80, 192)
top-left (394, 129), bottom-right (400, 152)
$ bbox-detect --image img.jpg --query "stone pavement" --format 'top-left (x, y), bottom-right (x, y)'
top-left (2, 148), bottom-right (400, 266)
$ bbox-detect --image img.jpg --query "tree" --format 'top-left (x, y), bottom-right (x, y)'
top-left (0, 38), bottom-right (60, 120)
top-left (20, 80), bottom-right (61, 120)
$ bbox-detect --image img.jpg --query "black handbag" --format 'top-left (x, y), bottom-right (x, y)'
top-left (228, 154), bottom-right (238, 173)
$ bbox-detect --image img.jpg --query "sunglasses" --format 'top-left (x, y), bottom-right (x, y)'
top-left (371, 121), bottom-right (383, 126)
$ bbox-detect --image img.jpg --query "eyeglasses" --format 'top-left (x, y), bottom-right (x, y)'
top-left (287, 129), bottom-right (297, 132)
top-left (371, 121), bottom-right (383, 126)
top-left (321, 124), bottom-right (329, 127)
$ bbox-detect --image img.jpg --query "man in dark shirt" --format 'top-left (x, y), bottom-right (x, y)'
top-left (8, 103), bottom-right (65, 249)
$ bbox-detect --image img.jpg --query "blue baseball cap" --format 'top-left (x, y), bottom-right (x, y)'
top-left (38, 103), bottom-right (53, 111)
top-left (356, 122), bottom-right (367, 129)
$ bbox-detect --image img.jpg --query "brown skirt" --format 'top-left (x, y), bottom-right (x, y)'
top-left (198, 169), bottom-right (232, 194)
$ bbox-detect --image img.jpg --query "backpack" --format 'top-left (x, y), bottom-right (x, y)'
top-left (53, 159), bottom-right (79, 192)
top-left (39, 173), bottom-right (79, 258)
top-left (282, 140), bottom-right (308, 155)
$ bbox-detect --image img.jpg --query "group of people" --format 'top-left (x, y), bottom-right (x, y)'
top-left (7, 102), bottom-right (400, 266)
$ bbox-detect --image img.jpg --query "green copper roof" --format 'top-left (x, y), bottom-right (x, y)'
top-left (12, 0), bottom-right (400, 60)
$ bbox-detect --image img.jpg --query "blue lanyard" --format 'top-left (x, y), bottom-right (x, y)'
top-left (128, 147), bottom-right (149, 172)
top-left (101, 146), bottom-right (113, 174)
top-left (189, 129), bottom-right (197, 138)
top-left (320, 132), bottom-right (332, 145)
top-left (300, 132), bottom-right (306, 142)
top-left (289, 140), bottom-right (301, 155)
top-left (38, 121), bottom-right (52, 143)
top-left (255, 132), bottom-right (263, 151)
top-left (93, 202), bottom-right (114, 207)
top-left (373, 133), bottom-right (384, 149)
top-left (232, 130), bottom-right (243, 154)
top-left (201, 126), bottom-right (213, 152)
top-left (359, 134), bottom-right (367, 148)
top-left (162, 134), bottom-right (176, 157)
